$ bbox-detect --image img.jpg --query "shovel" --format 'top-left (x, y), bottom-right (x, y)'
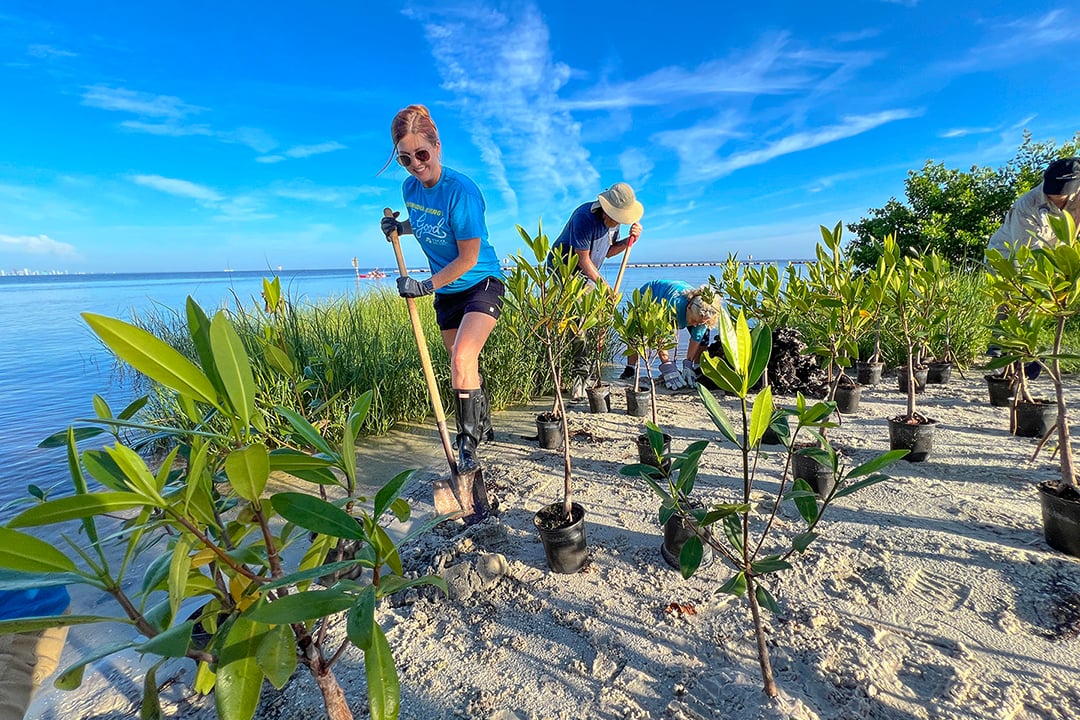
top-left (384, 209), bottom-right (490, 523)
top-left (612, 231), bottom-right (637, 295)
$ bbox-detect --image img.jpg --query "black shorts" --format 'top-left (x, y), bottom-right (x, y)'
top-left (433, 276), bottom-right (505, 330)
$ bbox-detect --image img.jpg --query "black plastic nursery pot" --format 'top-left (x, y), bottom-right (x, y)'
top-left (536, 412), bottom-right (563, 450)
top-left (856, 361), bottom-right (884, 386)
top-left (926, 361), bottom-right (953, 385)
top-left (792, 444), bottom-right (836, 497)
top-left (1013, 400), bottom-right (1058, 438)
top-left (761, 415), bottom-right (789, 446)
top-left (897, 366), bottom-right (928, 394)
top-left (1038, 481), bottom-right (1080, 558)
top-left (661, 504), bottom-right (713, 571)
top-left (586, 385), bottom-right (612, 414)
top-left (636, 432), bottom-right (672, 468)
top-left (534, 502), bottom-right (588, 573)
top-left (888, 415), bottom-right (938, 463)
top-left (985, 374), bottom-right (1017, 407)
top-left (625, 388), bottom-right (651, 418)
top-left (833, 383), bottom-right (861, 415)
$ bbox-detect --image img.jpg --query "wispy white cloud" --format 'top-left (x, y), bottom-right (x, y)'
top-left (256, 141), bottom-right (347, 164)
top-left (85, 86), bottom-right (278, 153)
top-left (618, 148), bottom-right (654, 187)
top-left (27, 44), bottom-right (76, 58)
top-left (83, 86), bottom-right (204, 119)
top-left (272, 181), bottom-right (374, 206)
top-left (405, 3), bottom-right (598, 214)
top-left (660, 109), bottom-right (922, 182)
top-left (0, 233), bottom-right (78, 256)
top-left (832, 28), bottom-right (881, 43)
top-left (560, 33), bottom-right (877, 112)
top-left (938, 9), bottom-right (1078, 74)
top-left (939, 126), bottom-right (994, 139)
top-left (131, 174), bottom-right (223, 204)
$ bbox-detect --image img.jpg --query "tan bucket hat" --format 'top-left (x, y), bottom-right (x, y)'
top-left (595, 182), bottom-right (644, 225)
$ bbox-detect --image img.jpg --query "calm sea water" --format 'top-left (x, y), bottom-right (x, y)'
top-left (0, 263), bottom-right (752, 518)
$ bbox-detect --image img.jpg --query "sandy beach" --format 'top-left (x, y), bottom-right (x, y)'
top-left (24, 367), bottom-right (1080, 720)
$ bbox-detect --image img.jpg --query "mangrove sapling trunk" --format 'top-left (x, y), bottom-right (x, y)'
top-left (313, 665), bottom-right (352, 720)
top-left (745, 573), bottom-right (778, 697)
top-left (547, 343), bottom-right (574, 519)
top-left (1052, 315), bottom-right (1077, 490)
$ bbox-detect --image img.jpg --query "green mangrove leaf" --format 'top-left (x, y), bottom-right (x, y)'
top-left (374, 469), bottom-right (414, 521)
top-left (248, 589), bottom-right (355, 625)
top-left (214, 617), bottom-right (267, 720)
top-left (389, 498), bottom-right (411, 524)
top-left (700, 503), bottom-right (749, 526)
top-left (141, 662), bottom-right (162, 720)
top-left (273, 406), bottom-right (336, 457)
top-left (118, 395), bottom-right (149, 421)
top-left (65, 428), bottom-right (99, 545)
top-left (846, 450), bottom-right (909, 479)
top-left (106, 445), bottom-right (165, 504)
top-left (723, 513), bottom-right (743, 555)
top-left (375, 574), bottom-right (448, 599)
top-left (789, 479), bottom-right (819, 524)
top-left (747, 323), bottom-right (772, 389)
top-left (750, 556), bottom-right (793, 575)
top-left (260, 561), bottom-right (370, 593)
top-left (226, 443), bottom-right (270, 504)
top-left (679, 535), bottom-right (704, 579)
top-left (141, 550), bottom-right (173, 596)
top-left (37, 426), bottom-right (104, 449)
top-left (0, 570), bottom-right (85, 591)
top-left (748, 385), bottom-right (773, 448)
top-left (364, 623), bottom-right (401, 720)
top-left (9, 492), bottom-right (154, 530)
top-left (82, 449), bottom-right (138, 492)
top-left (256, 623), bottom-right (296, 690)
top-left (194, 660), bottom-right (215, 695)
top-left (262, 344), bottom-right (295, 376)
top-left (82, 312), bottom-right (220, 408)
top-left (210, 311), bottom-right (256, 430)
top-left (0, 529), bottom-right (78, 579)
top-left (0, 614), bottom-right (127, 636)
top-left (698, 383), bottom-right (739, 445)
top-left (373, 524), bottom-right (403, 576)
top-left (833, 473), bottom-right (889, 499)
top-left (136, 620), bottom-right (195, 658)
top-left (168, 535), bottom-right (194, 623)
top-left (270, 492), bottom-right (364, 540)
top-left (54, 641), bottom-right (135, 690)
top-left (719, 572), bottom-right (748, 597)
top-left (755, 584), bottom-right (780, 614)
top-left (791, 531), bottom-right (819, 553)
top-left (346, 586), bottom-right (377, 650)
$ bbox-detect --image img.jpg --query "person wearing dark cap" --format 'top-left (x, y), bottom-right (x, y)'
top-left (548, 182), bottom-right (645, 399)
top-left (985, 157), bottom-right (1080, 379)
top-left (987, 157), bottom-right (1080, 254)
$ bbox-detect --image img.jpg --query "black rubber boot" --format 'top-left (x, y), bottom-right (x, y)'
top-left (478, 379), bottom-right (494, 442)
top-left (455, 389), bottom-right (483, 474)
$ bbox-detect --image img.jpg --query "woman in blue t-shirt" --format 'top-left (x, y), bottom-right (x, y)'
top-left (622, 281), bottom-right (723, 390)
top-left (380, 104), bottom-right (504, 473)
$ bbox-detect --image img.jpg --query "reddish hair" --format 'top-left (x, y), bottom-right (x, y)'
top-left (391, 104), bottom-right (439, 147)
top-left (379, 104), bottom-right (441, 175)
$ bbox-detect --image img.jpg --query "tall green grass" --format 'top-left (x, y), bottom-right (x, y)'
top-left (126, 285), bottom-right (577, 446)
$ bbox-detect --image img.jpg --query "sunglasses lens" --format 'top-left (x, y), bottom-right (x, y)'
top-left (415, 149), bottom-right (430, 162)
top-left (397, 154), bottom-right (411, 167)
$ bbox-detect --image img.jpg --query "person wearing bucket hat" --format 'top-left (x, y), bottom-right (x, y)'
top-left (620, 281), bottom-right (723, 390)
top-left (985, 157), bottom-right (1080, 380)
top-left (548, 182), bottom-right (645, 400)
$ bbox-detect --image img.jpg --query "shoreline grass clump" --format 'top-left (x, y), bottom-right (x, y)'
top-left (124, 279), bottom-right (553, 448)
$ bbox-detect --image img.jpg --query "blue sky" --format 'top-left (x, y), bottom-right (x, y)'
top-left (1, 1), bottom-right (1078, 273)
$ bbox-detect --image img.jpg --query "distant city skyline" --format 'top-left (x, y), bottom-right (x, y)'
top-left (1, 1), bottom-right (1078, 273)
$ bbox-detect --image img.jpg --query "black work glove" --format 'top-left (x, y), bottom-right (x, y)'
top-left (397, 276), bottom-right (434, 298)
top-left (381, 212), bottom-right (405, 241)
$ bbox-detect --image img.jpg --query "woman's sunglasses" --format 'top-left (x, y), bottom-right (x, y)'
top-left (397, 149), bottom-right (431, 168)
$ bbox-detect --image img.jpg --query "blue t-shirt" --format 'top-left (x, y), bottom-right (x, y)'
top-left (402, 167), bottom-right (503, 294)
top-left (549, 202), bottom-right (619, 274)
top-left (638, 280), bottom-right (709, 342)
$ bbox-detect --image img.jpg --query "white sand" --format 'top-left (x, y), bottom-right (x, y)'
top-left (24, 369), bottom-right (1080, 720)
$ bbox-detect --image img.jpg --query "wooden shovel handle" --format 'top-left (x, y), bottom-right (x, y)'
top-left (612, 236), bottom-right (635, 295)
top-left (384, 209), bottom-right (458, 470)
